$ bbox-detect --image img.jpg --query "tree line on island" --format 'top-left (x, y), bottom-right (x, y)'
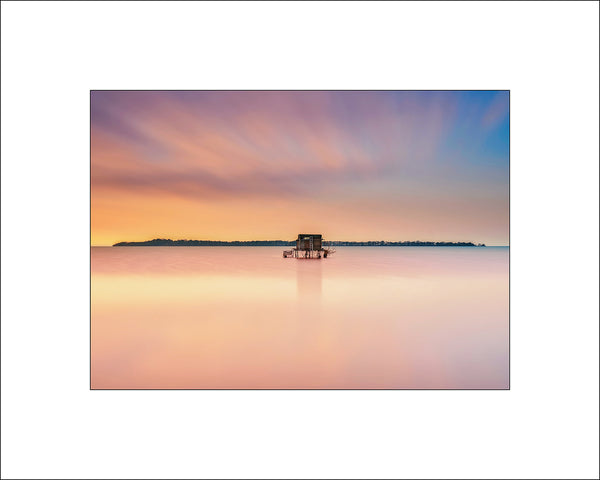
top-left (113, 238), bottom-right (486, 247)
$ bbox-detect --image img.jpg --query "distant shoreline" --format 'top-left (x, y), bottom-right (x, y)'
top-left (112, 239), bottom-right (486, 247)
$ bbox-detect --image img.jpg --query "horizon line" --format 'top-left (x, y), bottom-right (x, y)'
top-left (91, 238), bottom-right (509, 247)
top-left (91, 245), bottom-right (510, 247)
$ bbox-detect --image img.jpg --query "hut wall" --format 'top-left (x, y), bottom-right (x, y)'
top-left (296, 234), bottom-right (322, 251)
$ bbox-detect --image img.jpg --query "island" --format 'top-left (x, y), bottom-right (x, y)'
top-left (113, 238), bottom-right (485, 247)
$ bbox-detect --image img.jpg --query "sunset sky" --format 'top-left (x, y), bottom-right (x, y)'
top-left (91, 90), bottom-right (509, 246)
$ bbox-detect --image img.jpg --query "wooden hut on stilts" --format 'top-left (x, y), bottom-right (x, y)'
top-left (283, 234), bottom-right (335, 259)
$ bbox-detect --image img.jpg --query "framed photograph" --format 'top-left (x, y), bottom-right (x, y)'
top-left (91, 90), bottom-right (510, 390)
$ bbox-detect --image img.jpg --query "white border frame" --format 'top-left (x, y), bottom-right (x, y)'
top-left (2, 2), bottom-right (598, 479)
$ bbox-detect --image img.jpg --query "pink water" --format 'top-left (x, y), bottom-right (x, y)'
top-left (91, 246), bottom-right (509, 389)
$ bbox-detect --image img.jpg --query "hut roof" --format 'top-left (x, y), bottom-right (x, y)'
top-left (297, 234), bottom-right (322, 239)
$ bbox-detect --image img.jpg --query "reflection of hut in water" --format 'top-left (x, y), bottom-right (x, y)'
top-left (296, 258), bottom-right (322, 296)
top-left (283, 234), bottom-right (336, 259)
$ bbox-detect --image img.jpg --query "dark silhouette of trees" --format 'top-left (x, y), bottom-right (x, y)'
top-left (112, 238), bottom-right (485, 247)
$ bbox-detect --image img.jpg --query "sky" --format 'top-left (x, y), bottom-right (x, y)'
top-left (91, 90), bottom-right (509, 246)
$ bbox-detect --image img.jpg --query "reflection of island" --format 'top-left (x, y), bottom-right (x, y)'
top-left (113, 238), bottom-right (485, 247)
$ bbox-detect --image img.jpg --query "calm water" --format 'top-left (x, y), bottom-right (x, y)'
top-left (91, 246), bottom-right (509, 389)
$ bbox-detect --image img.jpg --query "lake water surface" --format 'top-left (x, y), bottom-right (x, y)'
top-left (91, 246), bottom-right (509, 389)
